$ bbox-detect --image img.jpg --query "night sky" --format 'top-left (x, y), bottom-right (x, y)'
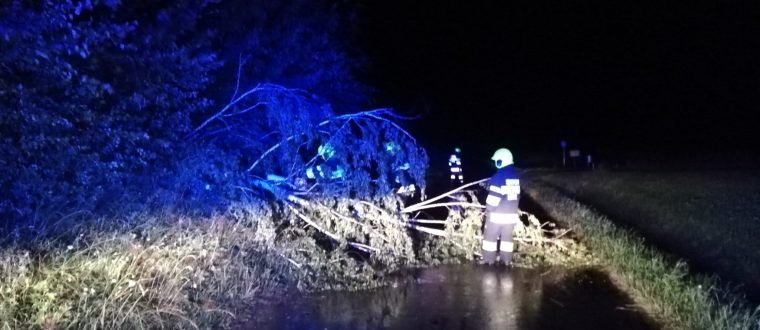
top-left (360, 1), bottom-right (760, 167)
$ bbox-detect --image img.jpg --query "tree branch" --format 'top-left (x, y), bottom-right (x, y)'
top-left (402, 202), bottom-right (484, 214)
top-left (402, 178), bottom-right (488, 213)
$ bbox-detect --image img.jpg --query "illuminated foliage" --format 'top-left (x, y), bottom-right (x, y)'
top-left (0, 0), bottom-right (375, 233)
top-left (0, 1), bottom-right (439, 328)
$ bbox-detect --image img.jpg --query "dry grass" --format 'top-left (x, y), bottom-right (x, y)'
top-left (0, 203), bottom-right (294, 329)
top-left (512, 211), bottom-right (597, 268)
top-left (410, 188), bottom-right (592, 269)
top-left (0, 194), bottom-right (485, 329)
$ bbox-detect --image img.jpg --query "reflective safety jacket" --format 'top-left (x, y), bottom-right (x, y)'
top-left (448, 154), bottom-right (463, 181)
top-left (393, 162), bottom-right (416, 195)
top-left (485, 165), bottom-right (520, 214)
top-left (306, 157), bottom-right (344, 180)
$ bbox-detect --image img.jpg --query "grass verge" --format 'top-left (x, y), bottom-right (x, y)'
top-left (0, 203), bottom-right (295, 329)
top-left (535, 170), bottom-right (760, 301)
top-left (525, 183), bottom-right (760, 330)
top-left (0, 194), bottom-right (480, 329)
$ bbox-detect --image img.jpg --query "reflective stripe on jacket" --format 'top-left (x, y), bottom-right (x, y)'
top-left (485, 165), bottom-right (520, 213)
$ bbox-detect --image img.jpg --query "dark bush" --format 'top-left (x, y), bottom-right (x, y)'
top-left (0, 1), bottom-right (221, 231)
top-left (0, 0), bottom-right (402, 239)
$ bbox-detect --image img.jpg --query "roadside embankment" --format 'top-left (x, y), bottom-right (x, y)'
top-left (0, 204), bottom-right (293, 329)
top-left (0, 192), bottom-right (482, 329)
top-left (524, 182), bottom-right (760, 330)
top-left (0, 200), bottom-right (431, 329)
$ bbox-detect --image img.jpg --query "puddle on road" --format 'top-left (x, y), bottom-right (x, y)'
top-left (241, 264), bottom-right (658, 330)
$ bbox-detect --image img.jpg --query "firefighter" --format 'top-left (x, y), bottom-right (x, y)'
top-left (306, 143), bottom-right (345, 181)
top-left (394, 162), bottom-right (416, 195)
top-left (385, 141), bottom-right (416, 196)
top-left (448, 147), bottom-right (464, 185)
top-left (481, 148), bottom-right (521, 266)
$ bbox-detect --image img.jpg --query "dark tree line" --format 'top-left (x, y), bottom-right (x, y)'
top-left (0, 0), bottom-right (418, 238)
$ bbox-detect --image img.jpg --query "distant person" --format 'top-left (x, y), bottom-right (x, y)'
top-left (586, 154), bottom-right (594, 170)
top-left (448, 147), bottom-right (464, 186)
top-left (481, 148), bottom-right (521, 266)
top-left (447, 147), bottom-right (465, 217)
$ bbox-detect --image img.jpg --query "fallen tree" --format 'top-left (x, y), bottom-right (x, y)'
top-left (190, 74), bottom-right (432, 286)
top-left (190, 63), bottom-right (591, 289)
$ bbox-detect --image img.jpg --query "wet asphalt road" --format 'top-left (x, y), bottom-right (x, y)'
top-left (241, 264), bottom-right (659, 330)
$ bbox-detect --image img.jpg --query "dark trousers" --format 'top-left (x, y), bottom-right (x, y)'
top-left (481, 213), bottom-right (517, 264)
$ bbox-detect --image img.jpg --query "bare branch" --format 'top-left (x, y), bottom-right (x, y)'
top-left (358, 201), bottom-right (391, 218)
top-left (245, 108), bottom-right (417, 173)
top-left (190, 83), bottom-right (264, 136)
top-left (246, 135), bottom-right (298, 172)
top-left (404, 223), bottom-right (447, 236)
top-left (191, 83), bottom-right (302, 137)
top-left (365, 113), bottom-right (416, 144)
top-left (223, 101), bottom-right (267, 117)
top-left (406, 219), bottom-right (447, 225)
top-left (350, 242), bottom-right (379, 253)
top-left (229, 53), bottom-right (244, 104)
top-left (402, 202), bottom-right (484, 214)
top-left (288, 204), bottom-right (381, 254)
top-left (287, 204), bottom-right (340, 241)
top-left (402, 178), bottom-right (488, 212)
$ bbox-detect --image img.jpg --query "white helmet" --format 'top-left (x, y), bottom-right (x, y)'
top-left (491, 148), bottom-right (513, 168)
